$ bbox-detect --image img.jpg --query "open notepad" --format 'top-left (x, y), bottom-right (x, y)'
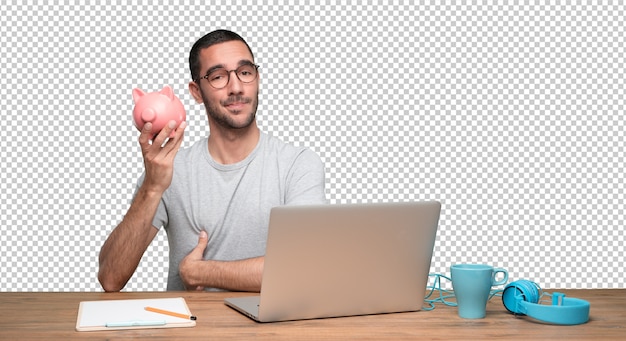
top-left (76, 297), bottom-right (196, 331)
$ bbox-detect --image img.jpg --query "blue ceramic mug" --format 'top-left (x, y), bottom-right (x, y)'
top-left (451, 264), bottom-right (508, 319)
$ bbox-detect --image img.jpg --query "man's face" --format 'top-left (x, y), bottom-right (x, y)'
top-left (191, 40), bottom-right (259, 130)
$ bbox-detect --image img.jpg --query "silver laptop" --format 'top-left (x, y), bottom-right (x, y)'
top-left (224, 201), bottom-right (441, 322)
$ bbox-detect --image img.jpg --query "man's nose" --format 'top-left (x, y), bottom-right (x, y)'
top-left (227, 71), bottom-right (244, 95)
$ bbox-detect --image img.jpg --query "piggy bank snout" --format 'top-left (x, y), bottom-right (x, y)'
top-left (141, 108), bottom-right (157, 123)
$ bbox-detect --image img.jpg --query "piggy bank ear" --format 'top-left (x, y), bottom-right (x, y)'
top-left (160, 85), bottom-right (175, 100)
top-left (132, 88), bottom-right (146, 103)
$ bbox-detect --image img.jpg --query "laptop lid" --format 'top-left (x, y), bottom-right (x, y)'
top-left (225, 201), bottom-right (441, 322)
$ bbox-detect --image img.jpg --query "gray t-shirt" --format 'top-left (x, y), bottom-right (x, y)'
top-left (137, 132), bottom-right (327, 290)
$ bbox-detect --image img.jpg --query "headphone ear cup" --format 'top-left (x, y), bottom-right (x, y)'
top-left (502, 280), bottom-right (540, 314)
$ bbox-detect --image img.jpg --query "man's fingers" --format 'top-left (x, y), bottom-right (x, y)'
top-left (189, 231), bottom-right (209, 258)
top-left (164, 121), bottom-right (187, 157)
top-left (179, 231), bottom-right (208, 291)
top-left (139, 120), bottom-right (186, 153)
top-left (151, 120), bottom-right (176, 148)
top-left (138, 122), bottom-right (154, 146)
top-left (136, 120), bottom-right (186, 194)
top-left (198, 230), bottom-right (208, 245)
top-left (176, 121), bottom-right (188, 136)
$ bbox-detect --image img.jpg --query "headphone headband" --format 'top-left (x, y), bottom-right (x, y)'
top-left (502, 280), bottom-right (590, 325)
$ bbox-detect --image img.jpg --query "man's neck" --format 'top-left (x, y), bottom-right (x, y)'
top-left (207, 124), bottom-right (260, 165)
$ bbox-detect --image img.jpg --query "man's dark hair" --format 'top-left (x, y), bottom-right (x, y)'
top-left (189, 29), bottom-right (255, 82)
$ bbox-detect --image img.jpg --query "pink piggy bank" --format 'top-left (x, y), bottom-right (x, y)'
top-left (132, 85), bottom-right (186, 138)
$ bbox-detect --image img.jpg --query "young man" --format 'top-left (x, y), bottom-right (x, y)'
top-left (98, 30), bottom-right (327, 292)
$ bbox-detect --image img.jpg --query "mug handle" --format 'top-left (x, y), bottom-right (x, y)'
top-left (492, 268), bottom-right (509, 286)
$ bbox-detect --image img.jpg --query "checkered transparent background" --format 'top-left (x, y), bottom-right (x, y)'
top-left (0, 2), bottom-right (623, 291)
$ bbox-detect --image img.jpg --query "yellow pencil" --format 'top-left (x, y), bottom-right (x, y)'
top-left (145, 306), bottom-right (197, 320)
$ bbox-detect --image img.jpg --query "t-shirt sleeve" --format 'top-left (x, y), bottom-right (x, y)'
top-left (284, 148), bottom-right (328, 205)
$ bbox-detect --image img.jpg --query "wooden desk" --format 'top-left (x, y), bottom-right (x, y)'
top-left (0, 290), bottom-right (624, 340)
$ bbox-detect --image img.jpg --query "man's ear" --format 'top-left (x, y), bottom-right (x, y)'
top-left (188, 81), bottom-right (204, 104)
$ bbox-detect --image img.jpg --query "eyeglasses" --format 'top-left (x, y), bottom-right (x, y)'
top-left (197, 64), bottom-right (259, 89)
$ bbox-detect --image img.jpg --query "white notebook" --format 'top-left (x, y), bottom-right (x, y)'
top-left (76, 297), bottom-right (195, 331)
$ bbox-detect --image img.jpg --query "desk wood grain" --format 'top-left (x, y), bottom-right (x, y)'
top-left (0, 290), bottom-right (624, 340)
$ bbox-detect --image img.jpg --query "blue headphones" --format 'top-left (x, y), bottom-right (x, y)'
top-left (501, 280), bottom-right (590, 325)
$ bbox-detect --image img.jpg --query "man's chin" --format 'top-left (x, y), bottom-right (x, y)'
top-left (218, 112), bottom-right (256, 130)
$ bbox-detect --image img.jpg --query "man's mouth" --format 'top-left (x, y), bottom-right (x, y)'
top-left (225, 102), bottom-right (250, 114)
top-left (225, 101), bottom-right (247, 109)
top-left (222, 96), bottom-right (251, 109)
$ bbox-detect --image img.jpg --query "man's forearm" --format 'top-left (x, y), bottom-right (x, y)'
top-left (98, 187), bottom-right (161, 291)
top-left (183, 257), bottom-right (264, 292)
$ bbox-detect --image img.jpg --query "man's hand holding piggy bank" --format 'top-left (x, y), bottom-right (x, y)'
top-left (132, 85), bottom-right (186, 138)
